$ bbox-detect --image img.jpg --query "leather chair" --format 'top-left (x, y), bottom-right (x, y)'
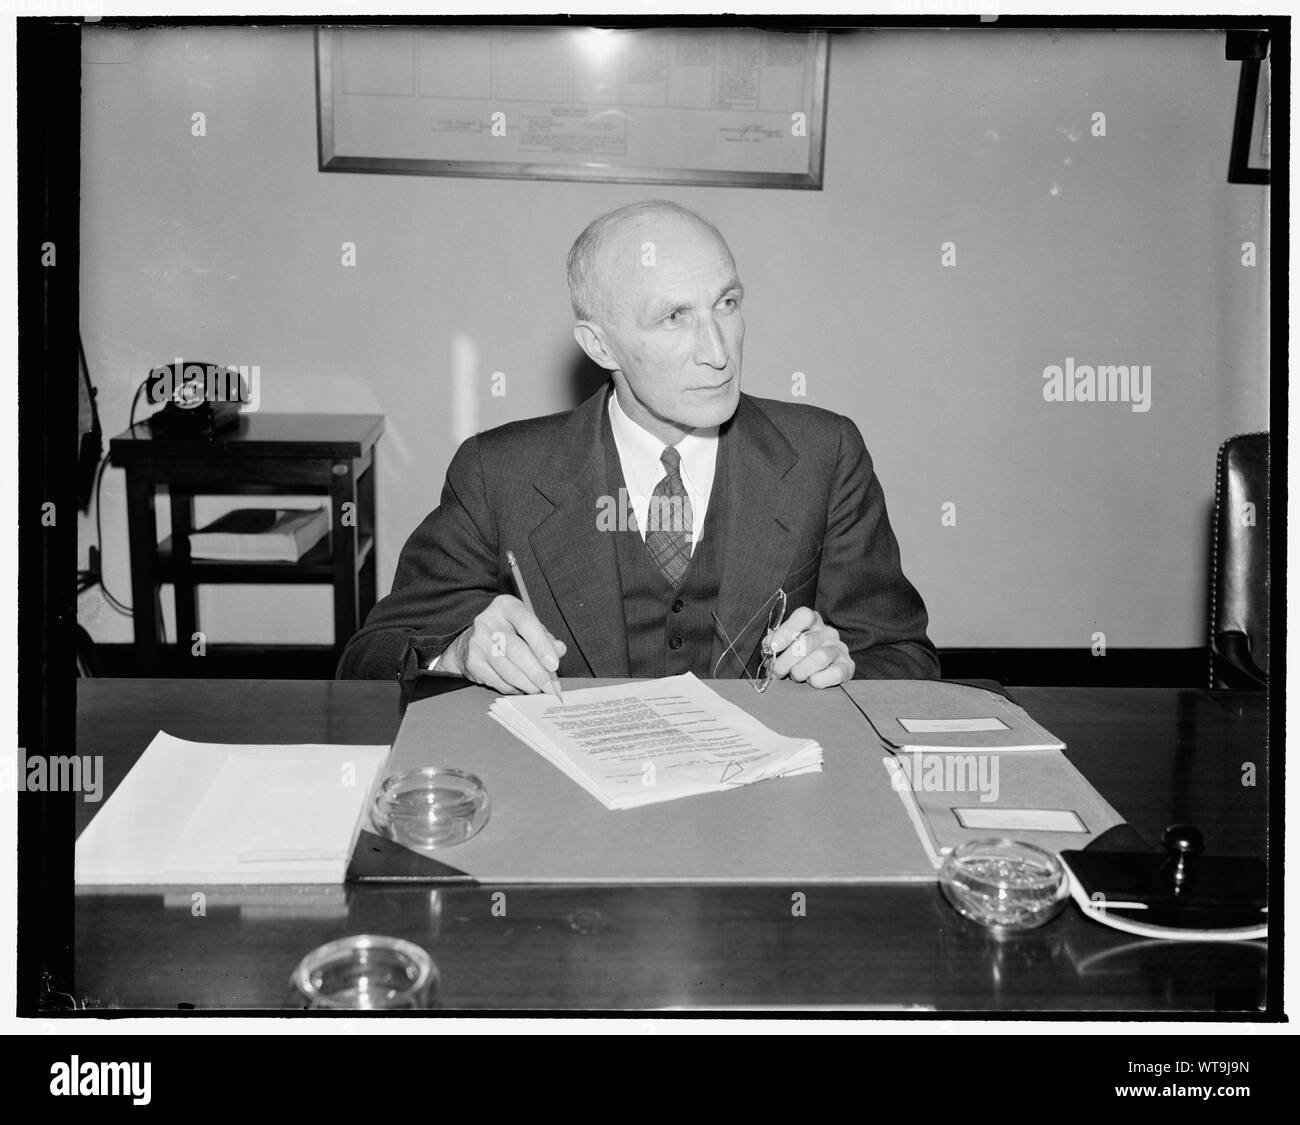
top-left (1210, 432), bottom-right (1269, 689)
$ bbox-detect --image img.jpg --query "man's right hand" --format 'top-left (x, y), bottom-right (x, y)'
top-left (435, 595), bottom-right (568, 696)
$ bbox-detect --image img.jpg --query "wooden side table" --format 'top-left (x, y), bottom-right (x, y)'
top-left (109, 413), bottom-right (385, 675)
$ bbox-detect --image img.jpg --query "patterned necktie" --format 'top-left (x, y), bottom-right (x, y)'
top-left (645, 446), bottom-right (694, 586)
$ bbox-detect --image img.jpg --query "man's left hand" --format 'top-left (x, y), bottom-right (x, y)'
top-left (766, 607), bottom-right (854, 688)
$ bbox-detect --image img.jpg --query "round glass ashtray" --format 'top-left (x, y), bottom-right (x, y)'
top-left (370, 767), bottom-right (491, 852)
top-left (290, 934), bottom-right (438, 1010)
top-left (939, 838), bottom-right (1069, 933)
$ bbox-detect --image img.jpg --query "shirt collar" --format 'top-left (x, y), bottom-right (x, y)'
top-left (607, 388), bottom-right (719, 497)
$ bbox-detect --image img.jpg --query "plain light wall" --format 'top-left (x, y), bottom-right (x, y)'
top-left (77, 26), bottom-right (1270, 650)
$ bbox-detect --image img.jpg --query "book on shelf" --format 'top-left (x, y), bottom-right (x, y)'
top-left (188, 507), bottom-right (329, 563)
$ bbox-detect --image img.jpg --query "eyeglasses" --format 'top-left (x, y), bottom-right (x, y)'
top-left (711, 588), bottom-right (787, 692)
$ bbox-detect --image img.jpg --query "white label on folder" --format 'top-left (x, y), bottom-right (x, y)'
top-left (898, 717), bottom-right (1009, 734)
top-left (954, 807), bottom-right (1087, 833)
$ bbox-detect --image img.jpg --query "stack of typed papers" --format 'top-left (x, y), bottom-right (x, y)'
top-left (489, 673), bottom-right (822, 810)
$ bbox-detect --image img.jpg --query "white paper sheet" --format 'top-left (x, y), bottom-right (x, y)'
top-left (952, 807), bottom-right (1088, 833)
top-left (75, 732), bottom-right (389, 884)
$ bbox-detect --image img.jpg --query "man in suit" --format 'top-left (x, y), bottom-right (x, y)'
top-left (338, 200), bottom-right (939, 691)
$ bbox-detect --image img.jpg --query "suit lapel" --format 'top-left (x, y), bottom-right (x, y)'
top-left (714, 395), bottom-right (804, 669)
top-left (529, 387), bottom-right (631, 676)
top-left (528, 390), bottom-right (800, 678)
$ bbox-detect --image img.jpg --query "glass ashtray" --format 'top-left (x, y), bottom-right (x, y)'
top-left (370, 767), bottom-right (490, 852)
top-left (939, 838), bottom-right (1069, 933)
top-left (290, 934), bottom-right (437, 1010)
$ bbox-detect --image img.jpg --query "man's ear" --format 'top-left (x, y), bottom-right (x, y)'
top-left (573, 322), bottom-right (620, 373)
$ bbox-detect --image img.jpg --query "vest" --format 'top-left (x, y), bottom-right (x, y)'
top-left (601, 407), bottom-right (729, 678)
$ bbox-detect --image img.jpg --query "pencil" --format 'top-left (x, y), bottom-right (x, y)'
top-left (505, 550), bottom-right (565, 704)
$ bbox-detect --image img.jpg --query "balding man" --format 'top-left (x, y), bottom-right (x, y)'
top-left (338, 200), bottom-right (939, 691)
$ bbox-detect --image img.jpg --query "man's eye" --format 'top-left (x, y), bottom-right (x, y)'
top-left (718, 296), bottom-right (740, 312)
top-left (662, 309), bottom-right (686, 326)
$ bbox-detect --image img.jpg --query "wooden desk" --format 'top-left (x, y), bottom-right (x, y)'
top-left (73, 680), bottom-right (1270, 1012)
top-left (109, 414), bottom-right (384, 676)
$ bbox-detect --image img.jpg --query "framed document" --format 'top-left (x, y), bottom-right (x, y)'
top-left (1227, 53), bottom-right (1270, 185)
top-left (316, 26), bottom-right (829, 189)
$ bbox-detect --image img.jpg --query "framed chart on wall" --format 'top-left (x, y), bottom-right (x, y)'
top-left (1227, 52), bottom-right (1270, 185)
top-left (316, 26), bottom-right (829, 189)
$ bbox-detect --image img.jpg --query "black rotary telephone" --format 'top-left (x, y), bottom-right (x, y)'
top-left (144, 360), bottom-right (247, 436)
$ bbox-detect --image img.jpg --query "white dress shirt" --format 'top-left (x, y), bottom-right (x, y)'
top-left (607, 388), bottom-right (719, 550)
top-left (430, 391), bottom-right (721, 669)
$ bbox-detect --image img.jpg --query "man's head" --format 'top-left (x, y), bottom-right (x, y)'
top-left (568, 200), bottom-right (745, 444)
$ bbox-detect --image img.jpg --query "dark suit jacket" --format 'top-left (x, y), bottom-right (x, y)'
top-left (337, 385), bottom-right (939, 681)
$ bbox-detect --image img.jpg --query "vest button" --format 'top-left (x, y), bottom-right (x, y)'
top-left (671, 599), bottom-right (684, 613)
top-left (668, 636), bottom-right (683, 650)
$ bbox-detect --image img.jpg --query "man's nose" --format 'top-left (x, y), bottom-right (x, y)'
top-left (693, 314), bottom-right (728, 370)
